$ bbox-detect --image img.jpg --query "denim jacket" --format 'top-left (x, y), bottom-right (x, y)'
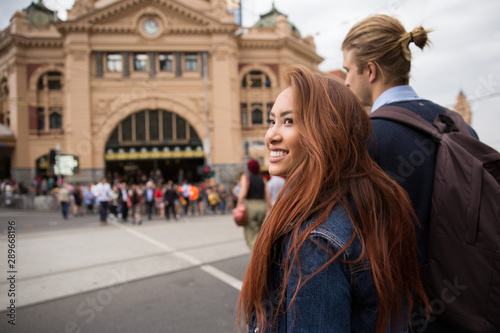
top-left (248, 203), bottom-right (409, 333)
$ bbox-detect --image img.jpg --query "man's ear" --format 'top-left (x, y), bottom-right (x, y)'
top-left (366, 61), bottom-right (378, 83)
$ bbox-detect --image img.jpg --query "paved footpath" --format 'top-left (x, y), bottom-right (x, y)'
top-left (0, 211), bottom-right (251, 332)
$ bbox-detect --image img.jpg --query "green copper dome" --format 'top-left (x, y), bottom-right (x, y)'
top-left (253, 3), bottom-right (301, 36)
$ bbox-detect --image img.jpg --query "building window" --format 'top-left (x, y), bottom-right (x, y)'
top-left (107, 53), bottom-right (122, 72)
top-left (149, 110), bottom-right (159, 140)
top-left (159, 53), bottom-right (173, 71)
top-left (36, 106), bottom-right (64, 131)
top-left (241, 103), bottom-right (248, 126)
top-left (49, 112), bottom-right (62, 129)
top-left (134, 53), bottom-right (148, 71)
top-left (176, 115), bottom-right (187, 139)
top-left (37, 71), bottom-right (62, 90)
top-left (105, 110), bottom-right (199, 148)
top-left (267, 102), bottom-right (273, 120)
top-left (135, 111), bottom-right (146, 140)
top-left (122, 117), bottom-right (132, 141)
top-left (47, 72), bottom-right (62, 90)
top-left (184, 53), bottom-right (198, 71)
top-left (163, 111), bottom-right (173, 140)
top-left (241, 70), bottom-right (271, 88)
top-left (37, 107), bottom-right (45, 130)
top-left (251, 103), bottom-right (263, 125)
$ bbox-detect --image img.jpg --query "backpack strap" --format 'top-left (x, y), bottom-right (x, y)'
top-left (442, 109), bottom-right (472, 134)
top-left (370, 105), bottom-right (442, 139)
top-left (370, 105), bottom-right (472, 139)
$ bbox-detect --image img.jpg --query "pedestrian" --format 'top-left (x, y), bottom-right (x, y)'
top-left (128, 184), bottom-right (142, 224)
top-left (57, 183), bottom-right (70, 219)
top-left (154, 183), bottom-right (165, 219)
top-left (83, 184), bottom-right (95, 215)
top-left (341, 14), bottom-right (477, 332)
top-left (266, 175), bottom-right (285, 206)
top-left (237, 65), bottom-right (429, 332)
top-left (198, 182), bottom-right (207, 215)
top-left (118, 182), bottom-right (129, 222)
top-left (108, 185), bottom-right (120, 221)
top-left (207, 187), bottom-right (220, 215)
top-left (72, 183), bottom-right (84, 216)
top-left (144, 181), bottom-right (155, 220)
top-left (217, 184), bottom-right (228, 214)
top-left (188, 184), bottom-right (199, 216)
top-left (180, 179), bottom-right (191, 216)
top-left (163, 181), bottom-right (178, 221)
top-left (93, 177), bottom-right (112, 225)
top-left (235, 159), bottom-right (271, 250)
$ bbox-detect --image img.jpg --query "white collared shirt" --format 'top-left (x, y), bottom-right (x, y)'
top-left (371, 85), bottom-right (422, 112)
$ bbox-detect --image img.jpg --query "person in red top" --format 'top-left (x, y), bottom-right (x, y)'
top-left (154, 184), bottom-right (164, 219)
top-left (188, 184), bottom-right (199, 216)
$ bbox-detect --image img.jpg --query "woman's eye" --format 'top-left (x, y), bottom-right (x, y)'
top-left (266, 118), bottom-right (275, 125)
top-left (284, 118), bottom-right (293, 124)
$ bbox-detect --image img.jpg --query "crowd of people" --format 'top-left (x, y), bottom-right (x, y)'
top-left (0, 168), bottom-right (243, 225)
top-left (50, 174), bottom-right (239, 225)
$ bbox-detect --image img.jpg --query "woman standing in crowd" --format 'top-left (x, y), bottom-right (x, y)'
top-left (237, 65), bottom-right (429, 332)
top-left (236, 159), bottom-right (271, 250)
top-left (72, 183), bottom-right (84, 216)
top-left (154, 184), bottom-right (165, 219)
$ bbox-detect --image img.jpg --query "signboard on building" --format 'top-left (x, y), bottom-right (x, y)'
top-left (49, 150), bottom-right (80, 176)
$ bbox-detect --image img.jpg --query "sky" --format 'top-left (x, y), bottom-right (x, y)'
top-left (1, 0), bottom-right (500, 151)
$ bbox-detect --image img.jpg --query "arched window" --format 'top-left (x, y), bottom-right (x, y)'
top-left (240, 69), bottom-right (274, 127)
top-left (106, 110), bottom-right (201, 149)
top-left (33, 70), bottom-right (64, 133)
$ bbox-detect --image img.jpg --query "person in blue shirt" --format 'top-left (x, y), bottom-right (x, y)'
top-left (342, 15), bottom-right (477, 332)
top-left (237, 65), bottom-right (429, 333)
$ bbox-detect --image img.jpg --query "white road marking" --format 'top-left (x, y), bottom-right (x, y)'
top-left (108, 220), bottom-right (243, 291)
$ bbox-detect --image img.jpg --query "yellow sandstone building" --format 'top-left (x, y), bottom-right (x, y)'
top-left (0, 0), bottom-right (324, 184)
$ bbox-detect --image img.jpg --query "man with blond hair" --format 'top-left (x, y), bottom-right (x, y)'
top-left (342, 14), bottom-right (478, 333)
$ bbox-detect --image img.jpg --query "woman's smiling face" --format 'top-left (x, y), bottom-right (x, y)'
top-left (265, 87), bottom-right (303, 177)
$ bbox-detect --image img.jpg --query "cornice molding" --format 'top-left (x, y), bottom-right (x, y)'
top-left (0, 35), bottom-right (63, 50)
top-left (240, 37), bottom-right (323, 63)
top-left (86, 24), bottom-right (234, 35)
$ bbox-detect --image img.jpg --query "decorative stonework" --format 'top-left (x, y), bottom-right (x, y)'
top-left (210, 0), bottom-right (227, 21)
top-left (69, 49), bottom-right (88, 62)
top-left (69, 0), bottom-right (96, 19)
top-left (94, 98), bottom-right (114, 115)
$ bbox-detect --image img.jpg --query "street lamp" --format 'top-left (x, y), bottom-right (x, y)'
top-left (203, 28), bottom-right (248, 167)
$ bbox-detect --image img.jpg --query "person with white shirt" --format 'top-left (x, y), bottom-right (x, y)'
top-left (93, 177), bottom-right (112, 225)
top-left (266, 175), bottom-right (285, 206)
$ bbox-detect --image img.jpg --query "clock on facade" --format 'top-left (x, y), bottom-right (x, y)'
top-left (143, 19), bottom-right (159, 35)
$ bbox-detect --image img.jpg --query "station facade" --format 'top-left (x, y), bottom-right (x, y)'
top-left (0, 0), bottom-right (325, 184)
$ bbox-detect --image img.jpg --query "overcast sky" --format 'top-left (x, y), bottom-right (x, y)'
top-left (2, 0), bottom-right (499, 150)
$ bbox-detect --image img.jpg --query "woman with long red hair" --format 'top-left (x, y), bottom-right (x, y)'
top-left (237, 65), bottom-right (429, 332)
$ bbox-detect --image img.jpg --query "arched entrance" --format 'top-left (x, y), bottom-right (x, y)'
top-left (105, 109), bottom-right (205, 184)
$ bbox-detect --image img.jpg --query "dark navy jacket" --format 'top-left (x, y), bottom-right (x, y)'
top-left (368, 99), bottom-right (478, 333)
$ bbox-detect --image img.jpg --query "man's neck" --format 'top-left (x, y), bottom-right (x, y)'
top-left (371, 83), bottom-right (396, 106)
